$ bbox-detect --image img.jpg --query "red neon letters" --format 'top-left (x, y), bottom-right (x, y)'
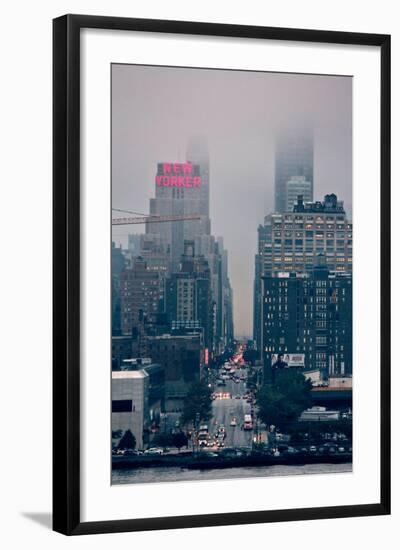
top-left (155, 162), bottom-right (201, 188)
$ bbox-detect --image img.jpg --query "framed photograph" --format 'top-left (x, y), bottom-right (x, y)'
top-left (53, 14), bottom-right (390, 535)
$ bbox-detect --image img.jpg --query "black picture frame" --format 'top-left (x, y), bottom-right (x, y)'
top-left (53, 14), bottom-right (391, 536)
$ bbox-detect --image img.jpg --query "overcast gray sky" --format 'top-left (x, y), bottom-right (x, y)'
top-left (112, 64), bottom-right (352, 338)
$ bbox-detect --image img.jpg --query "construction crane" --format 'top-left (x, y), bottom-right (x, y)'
top-left (112, 214), bottom-right (201, 226)
top-left (112, 208), bottom-right (201, 226)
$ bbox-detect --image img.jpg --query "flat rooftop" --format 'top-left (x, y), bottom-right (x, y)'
top-left (112, 370), bottom-right (147, 379)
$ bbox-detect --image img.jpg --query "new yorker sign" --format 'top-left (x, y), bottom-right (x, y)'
top-left (155, 162), bottom-right (201, 189)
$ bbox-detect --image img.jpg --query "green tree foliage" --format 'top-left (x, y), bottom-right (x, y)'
top-left (181, 380), bottom-right (213, 425)
top-left (118, 429), bottom-right (136, 450)
top-left (172, 431), bottom-right (188, 451)
top-left (243, 349), bottom-right (259, 365)
top-left (152, 433), bottom-right (173, 449)
top-left (213, 350), bottom-right (233, 368)
top-left (256, 369), bottom-right (313, 429)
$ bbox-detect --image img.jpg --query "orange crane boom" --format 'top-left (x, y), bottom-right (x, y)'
top-left (112, 214), bottom-right (201, 226)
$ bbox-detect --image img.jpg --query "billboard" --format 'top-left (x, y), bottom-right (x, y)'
top-left (155, 162), bottom-right (201, 188)
top-left (271, 353), bottom-right (305, 368)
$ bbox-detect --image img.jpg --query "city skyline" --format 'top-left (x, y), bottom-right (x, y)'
top-left (112, 63), bottom-right (352, 336)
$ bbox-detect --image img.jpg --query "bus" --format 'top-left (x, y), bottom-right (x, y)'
top-left (243, 414), bottom-right (253, 430)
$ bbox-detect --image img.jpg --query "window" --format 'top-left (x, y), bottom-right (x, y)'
top-left (112, 400), bottom-right (133, 413)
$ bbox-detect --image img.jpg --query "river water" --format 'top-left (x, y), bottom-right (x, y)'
top-left (112, 462), bottom-right (352, 485)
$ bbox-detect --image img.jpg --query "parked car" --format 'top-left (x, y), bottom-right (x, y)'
top-left (144, 447), bottom-right (164, 455)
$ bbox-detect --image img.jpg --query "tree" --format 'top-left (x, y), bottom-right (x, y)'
top-left (243, 349), bottom-right (259, 365)
top-left (172, 431), bottom-right (188, 451)
top-left (256, 369), bottom-right (313, 430)
top-left (118, 429), bottom-right (136, 450)
top-left (152, 433), bottom-right (173, 450)
top-left (181, 380), bottom-right (213, 426)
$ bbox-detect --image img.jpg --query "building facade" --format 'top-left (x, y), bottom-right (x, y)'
top-left (262, 195), bottom-right (352, 274)
top-left (165, 241), bottom-right (212, 349)
top-left (262, 261), bottom-right (352, 379)
top-left (120, 257), bottom-right (164, 337)
top-left (146, 333), bottom-right (203, 411)
top-left (253, 223), bottom-right (271, 352)
top-left (112, 369), bottom-right (150, 450)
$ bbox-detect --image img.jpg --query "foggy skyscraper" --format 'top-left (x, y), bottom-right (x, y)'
top-left (274, 124), bottom-right (314, 212)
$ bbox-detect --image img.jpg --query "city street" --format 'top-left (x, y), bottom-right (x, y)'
top-left (211, 395), bottom-right (253, 449)
top-left (206, 366), bottom-right (257, 450)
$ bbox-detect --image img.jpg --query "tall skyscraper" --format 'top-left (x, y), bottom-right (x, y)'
top-left (275, 125), bottom-right (314, 212)
top-left (286, 175), bottom-right (312, 212)
top-left (253, 190), bottom-right (352, 381)
top-left (147, 160), bottom-right (210, 271)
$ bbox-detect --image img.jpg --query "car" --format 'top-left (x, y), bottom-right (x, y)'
top-left (144, 447), bottom-right (164, 455)
top-left (285, 446), bottom-right (299, 455)
top-left (217, 440), bottom-right (225, 448)
top-left (218, 425), bottom-right (226, 433)
top-left (338, 446), bottom-right (346, 453)
top-left (207, 440), bottom-right (215, 447)
top-left (230, 418), bottom-right (237, 427)
top-left (234, 395), bottom-right (241, 399)
top-left (124, 449), bottom-right (138, 456)
top-left (309, 445), bottom-right (317, 453)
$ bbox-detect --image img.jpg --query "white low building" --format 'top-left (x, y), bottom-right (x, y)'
top-left (112, 370), bottom-right (149, 450)
top-left (299, 406), bottom-right (340, 421)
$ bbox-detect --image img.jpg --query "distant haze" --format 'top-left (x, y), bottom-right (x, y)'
top-left (112, 64), bottom-right (352, 338)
